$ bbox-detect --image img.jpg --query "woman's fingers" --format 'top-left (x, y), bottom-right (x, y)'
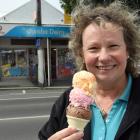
top-left (63, 130), bottom-right (84, 140)
top-left (48, 127), bottom-right (84, 140)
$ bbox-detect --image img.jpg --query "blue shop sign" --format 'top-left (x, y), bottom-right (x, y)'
top-left (5, 26), bottom-right (71, 38)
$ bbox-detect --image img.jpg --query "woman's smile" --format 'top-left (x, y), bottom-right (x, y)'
top-left (96, 64), bottom-right (117, 71)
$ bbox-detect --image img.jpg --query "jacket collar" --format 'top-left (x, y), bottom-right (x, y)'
top-left (115, 76), bottom-right (140, 139)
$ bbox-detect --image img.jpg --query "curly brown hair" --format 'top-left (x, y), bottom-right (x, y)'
top-left (69, 1), bottom-right (140, 77)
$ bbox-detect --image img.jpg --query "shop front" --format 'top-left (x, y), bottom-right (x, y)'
top-left (0, 24), bottom-right (74, 86)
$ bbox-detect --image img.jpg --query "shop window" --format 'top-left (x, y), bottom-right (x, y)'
top-left (57, 48), bottom-right (76, 79)
top-left (0, 49), bottom-right (28, 77)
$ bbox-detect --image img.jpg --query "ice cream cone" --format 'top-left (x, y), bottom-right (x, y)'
top-left (66, 71), bottom-right (96, 131)
top-left (67, 115), bottom-right (89, 131)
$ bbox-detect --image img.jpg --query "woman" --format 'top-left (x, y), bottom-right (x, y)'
top-left (38, 1), bottom-right (140, 140)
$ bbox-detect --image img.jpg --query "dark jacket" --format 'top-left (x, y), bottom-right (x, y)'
top-left (38, 76), bottom-right (140, 140)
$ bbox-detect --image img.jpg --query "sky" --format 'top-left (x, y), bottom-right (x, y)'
top-left (0, 0), bottom-right (63, 17)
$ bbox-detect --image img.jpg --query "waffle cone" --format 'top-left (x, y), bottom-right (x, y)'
top-left (67, 115), bottom-right (89, 131)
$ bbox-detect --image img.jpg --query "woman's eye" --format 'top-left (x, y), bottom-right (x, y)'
top-left (110, 45), bottom-right (119, 48)
top-left (89, 47), bottom-right (99, 52)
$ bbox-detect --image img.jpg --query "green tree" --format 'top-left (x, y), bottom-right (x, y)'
top-left (59, 0), bottom-right (77, 14)
top-left (59, 0), bottom-right (140, 14)
top-left (83, 0), bottom-right (140, 8)
top-left (124, 0), bottom-right (140, 9)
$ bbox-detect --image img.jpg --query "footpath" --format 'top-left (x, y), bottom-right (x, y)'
top-left (0, 77), bottom-right (70, 90)
top-left (0, 77), bottom-right (69, 99)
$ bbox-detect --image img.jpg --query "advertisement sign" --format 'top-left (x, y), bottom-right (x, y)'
top-left (0, 24), bottom-right (71, 38)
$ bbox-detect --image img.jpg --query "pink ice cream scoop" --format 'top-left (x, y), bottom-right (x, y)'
top-left (69, 87), bottom-right (94, 109)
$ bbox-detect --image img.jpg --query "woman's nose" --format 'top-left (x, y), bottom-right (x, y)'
top-left (98, 49), bottom-right (110, 61)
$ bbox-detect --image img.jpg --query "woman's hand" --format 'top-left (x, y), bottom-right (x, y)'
top-left (48, 127), bottom-right (84, 140)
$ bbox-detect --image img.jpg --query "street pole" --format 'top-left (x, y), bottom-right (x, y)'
top-left (37, 0), bottom-right (41, 26)
top-left (36, 0), bottom-right (45, 87)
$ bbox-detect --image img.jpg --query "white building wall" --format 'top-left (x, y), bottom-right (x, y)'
top-left (0, 0), bottom-right (36, 24)
top-left (0, 0), bottom-right (64, 25)
top-left (41, 0), bottom-right (63, 24)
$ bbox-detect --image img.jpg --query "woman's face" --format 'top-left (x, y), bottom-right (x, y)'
top-left (82, 23), bottom-right (128, 85)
